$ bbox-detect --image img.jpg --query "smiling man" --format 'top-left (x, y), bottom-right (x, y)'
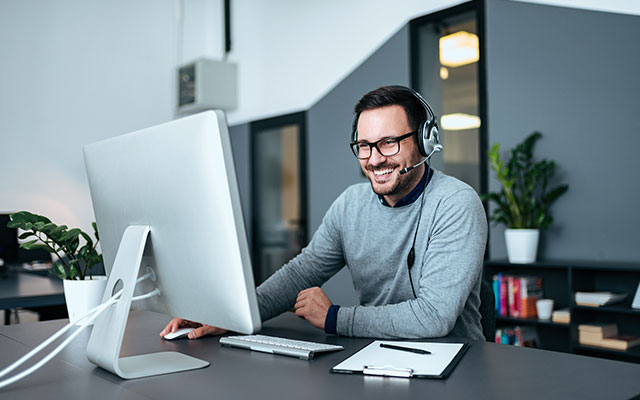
top-left (161, 85), bottom-right (487, 340)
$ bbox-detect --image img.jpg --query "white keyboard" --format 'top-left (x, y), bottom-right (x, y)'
top-left (219, 334), bottom-right (344, 360)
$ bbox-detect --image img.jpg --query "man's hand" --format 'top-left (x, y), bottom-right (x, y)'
top-left (294, 287), bottom-right (332, 330)
top-left (159, 317), bottom-right (227, 339)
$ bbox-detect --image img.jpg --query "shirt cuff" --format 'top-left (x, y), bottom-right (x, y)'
top-left (324, 304), bottom-right (340, 335)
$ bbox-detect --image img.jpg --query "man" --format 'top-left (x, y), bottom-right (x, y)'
top-left (161, 85), bottom-right (487, 340)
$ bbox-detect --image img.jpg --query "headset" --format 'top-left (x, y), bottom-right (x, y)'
top-left (351, 85), bottom-right (443, 172)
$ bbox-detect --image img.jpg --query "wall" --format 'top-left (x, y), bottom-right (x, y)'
top-left (485, 0), bottom-right (640, 261)
top-left (0, 0), bottom-right (177, 238)
top-left (225, 0), bottom-right (464, 125)
top-left (306, 26), bottom-right (411, 305)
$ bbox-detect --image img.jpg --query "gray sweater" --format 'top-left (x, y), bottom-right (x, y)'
top-left (256, 169), bottom-right (487, 340)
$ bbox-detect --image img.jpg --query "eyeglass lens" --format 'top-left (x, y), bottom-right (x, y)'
top-left (351, 138), bottom-right (399, 159)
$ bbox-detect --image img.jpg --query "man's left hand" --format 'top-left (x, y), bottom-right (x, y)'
top-left (294, 287), bottom-right (332, 330)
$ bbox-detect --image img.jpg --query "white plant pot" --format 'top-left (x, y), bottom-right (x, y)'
top-left (505, 229), bottom-right (540, 264)
top-left (63, 276), bottom-right (108, 326)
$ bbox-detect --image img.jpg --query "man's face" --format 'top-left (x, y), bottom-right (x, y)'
top-left (356, 105), bottom-right (425, 206)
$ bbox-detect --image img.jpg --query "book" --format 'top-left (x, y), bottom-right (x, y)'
top-left (575, 292), bottom-right (627, 306)
top-left (519, 276), bottom-right (543, 318)
top-left (578, 332), bottom-right (605, 347)
top-left (599, 335), bottom-right (640, 351)
top-left (551, 308), bottom-right (570, 324)
top-left (492, 274), bottom-right (543, 319)
top-left (500, 274), bottom-right (508, 317)
top-left (578, 323), bottom-right (618, 338)
top-left (492, 274), bottom-right (501, 314)
top-left (514, 326), bottom-right (537, 347)
top-left (495, 326), bottom-right (538, 347)
top-left (508, 275), bottom-right (517, 317)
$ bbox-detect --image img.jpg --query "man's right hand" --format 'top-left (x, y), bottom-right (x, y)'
top-left (159, 317), bottom-right (227, 339)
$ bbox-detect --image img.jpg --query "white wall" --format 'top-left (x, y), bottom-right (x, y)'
top-left (0, 0), bottom-right (177, 237)
top-left (225, 0), bottom-right (465, 125)
top-left (1, 0), bottom-right (639, 242)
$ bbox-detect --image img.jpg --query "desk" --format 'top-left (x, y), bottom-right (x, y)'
top-left (1, 311), bottom-right (639, 399)
top-left (0, 267), bottom-right (65, 324)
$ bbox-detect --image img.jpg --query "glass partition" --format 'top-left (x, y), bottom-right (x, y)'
top-left (250, 113), bottom-right (307, 285)
top-left (411, 3), bottom-right (485, 194)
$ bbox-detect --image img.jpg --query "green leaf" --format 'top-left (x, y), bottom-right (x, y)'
top-left (20, 239), bottom-right (41, 250)
top-left (53, 260), bottom-right (69, 280)
top-left (60, 228), bottom-right (81, 243)
top-left (26, 243), bottom-right (52, 253)
top-left (92, 222), bottom-right (100, 241)
top-left (18, 231), bottom-right (36, 240)
top-left (8, 211), bottom-right (51, 227)
top-left (32, 221), bottom-right (46, 230)
top-left (69, 266), bottom-right (78, 280)
top-left (40, 222), bottom-right (59, 235)
top-left (80, 231), bottom-right (93, 250)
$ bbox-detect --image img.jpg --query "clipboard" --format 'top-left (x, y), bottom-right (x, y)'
top-left (330, 340), bottom-right (469, 379)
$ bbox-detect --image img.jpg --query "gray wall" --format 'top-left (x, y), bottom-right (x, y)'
top-left (485, 0), bottom-right (640, 262)
top-left (306, 26), bottom-right (411, 305)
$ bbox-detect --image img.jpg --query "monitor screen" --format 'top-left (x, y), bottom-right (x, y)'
top-left (0, 214), bottom-right (18, 263)
top-left (83, 110), bottom-right (260, 378)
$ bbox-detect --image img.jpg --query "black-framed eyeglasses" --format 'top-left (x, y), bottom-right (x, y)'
top-left (349, 130), bottom-right (417, 160)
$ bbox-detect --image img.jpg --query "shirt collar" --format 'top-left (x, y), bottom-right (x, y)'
top-left (378, 166), bottom-right (432, 208)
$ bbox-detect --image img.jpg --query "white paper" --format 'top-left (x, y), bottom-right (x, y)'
top-left (332, 341), bottom-right (465, 377)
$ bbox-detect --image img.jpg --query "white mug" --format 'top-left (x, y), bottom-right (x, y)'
top-left (536, 299), bottom-right (554, 320)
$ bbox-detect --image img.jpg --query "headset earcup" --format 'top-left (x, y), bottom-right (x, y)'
top-left (418, 120), bottom-right (429, 157)
top-left (427, 125), bottom-right (436, 155)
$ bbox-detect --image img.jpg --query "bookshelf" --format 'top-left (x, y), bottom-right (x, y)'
top-left (484, 260), bottom-right (640, 363)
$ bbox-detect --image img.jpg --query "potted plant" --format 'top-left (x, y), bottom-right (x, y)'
top-left (7, 211), bottom-right (106, 325)
top-left (483, 132), bottom-right (569, 263)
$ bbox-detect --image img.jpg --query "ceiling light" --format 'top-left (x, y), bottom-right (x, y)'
top-left (440, 67), bottom-right (449, 80)
top-left (441, 113), bottom-right (481, 130)
top-left (439, 31), bottom-right (479, 68)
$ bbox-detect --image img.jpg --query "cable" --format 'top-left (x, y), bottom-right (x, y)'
top-left (132, 288), bottom-right (161, 302)
top-left (0, 272), bottom-right (157, 389)
top-left (0, 296), bottom-right (116, 389)
top-left (0, 271), bottom-right (154, 380)
top-left (0, 287), bottom-right (160, 389)
top-left (407, 168), bottom-right (433, 299)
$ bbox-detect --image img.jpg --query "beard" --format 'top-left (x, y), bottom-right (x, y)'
top-left (364, 161), bottom-right (422, 198)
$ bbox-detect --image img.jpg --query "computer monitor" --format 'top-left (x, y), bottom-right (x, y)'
top-left (83, 110), bottom-right (261, 379)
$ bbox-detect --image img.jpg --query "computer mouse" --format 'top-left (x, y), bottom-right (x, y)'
top-left (163, 328), bottom-right (195, 340)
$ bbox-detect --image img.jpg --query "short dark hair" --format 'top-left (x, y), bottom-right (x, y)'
top-left (352, 86), bottom-right (427, 137)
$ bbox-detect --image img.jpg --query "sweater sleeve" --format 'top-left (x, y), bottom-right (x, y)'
top-left (255, 193), bottom-right (347, 322)
top-left (336, 188), bottom-right (487, 338)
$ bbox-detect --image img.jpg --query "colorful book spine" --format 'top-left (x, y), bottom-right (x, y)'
top-left (508, 276), bottom-right (515, 317)
top-left (493, 274), bottom-right (500, 315)
top-left (514, 277), bottom-right (522, 318)
top-left (500, 275), bottom-right (508, 316)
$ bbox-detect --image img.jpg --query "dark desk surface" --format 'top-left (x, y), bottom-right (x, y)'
top-left (1, 311), bottom-right (640, 400)
top-left (0, 267), bottom-right (65, 309)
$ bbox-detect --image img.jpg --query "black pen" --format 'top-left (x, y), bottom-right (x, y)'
top-left (380, 343), bottom-right (431, 355)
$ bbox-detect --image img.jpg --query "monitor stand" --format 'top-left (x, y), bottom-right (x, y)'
top-left (86, 225), bottom-right (209, 379)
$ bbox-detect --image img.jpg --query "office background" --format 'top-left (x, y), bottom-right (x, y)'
top-left (1, 0), bottom-right (640, 307)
